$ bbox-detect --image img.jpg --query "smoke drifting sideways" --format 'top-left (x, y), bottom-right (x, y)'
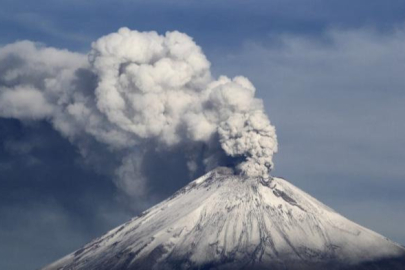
top-left (0, 28), bottom-right (277, 199)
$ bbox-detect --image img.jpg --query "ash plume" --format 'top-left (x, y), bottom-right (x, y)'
top-left (0, 28), bottom-right (278, 198)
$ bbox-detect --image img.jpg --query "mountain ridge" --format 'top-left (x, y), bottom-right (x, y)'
top-left (42, 167), bottom-right (405, 270)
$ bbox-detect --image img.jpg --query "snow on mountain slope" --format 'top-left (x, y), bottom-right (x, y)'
top-left (42, 167), bottom-right (405, 270)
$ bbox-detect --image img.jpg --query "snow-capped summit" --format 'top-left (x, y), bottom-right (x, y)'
top-left (42, 167), bottom-right (405, 270)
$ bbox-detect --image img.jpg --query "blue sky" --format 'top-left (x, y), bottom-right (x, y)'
top-left (1, 1), bottom-right (405, 269)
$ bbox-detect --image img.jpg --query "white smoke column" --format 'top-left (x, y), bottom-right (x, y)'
top-left (0, 27), bottom-right (278, 197)
top-left (205, 76), bottom-right (277, 176)
top-left (88, 28), bottom-right (278, 177)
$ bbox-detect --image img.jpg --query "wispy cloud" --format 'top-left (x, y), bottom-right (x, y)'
top-left (0, 10), bottom-right (91, 44)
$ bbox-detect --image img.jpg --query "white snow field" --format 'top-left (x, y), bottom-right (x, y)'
top-left (42, 167), bottom-right (405, 270)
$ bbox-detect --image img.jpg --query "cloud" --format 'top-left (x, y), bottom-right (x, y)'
top-left (114, 152), bottom-right (147, 198)
top-left (0, 28), bottom-right (278, 202)
top-left (0, 9), bottom-right (91, 45)
top-left (0, 86), bottom-right (53, 119)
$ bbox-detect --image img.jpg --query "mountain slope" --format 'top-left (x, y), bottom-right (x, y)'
top-left (42, 167), bottom-right (405, 270)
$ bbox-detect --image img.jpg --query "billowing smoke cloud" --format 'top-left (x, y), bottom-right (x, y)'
top-left (0, 28), bottom-right (277, 197)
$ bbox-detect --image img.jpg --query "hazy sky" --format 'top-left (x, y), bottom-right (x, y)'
top-left (1, 1), bottom-right (405, 270)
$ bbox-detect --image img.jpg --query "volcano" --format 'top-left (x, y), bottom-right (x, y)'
top-left (42, 167), bottom-right (405, 270)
